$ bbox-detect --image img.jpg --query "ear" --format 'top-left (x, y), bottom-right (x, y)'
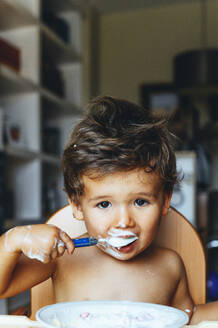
top-left (68, 197), bottom-right (84, 221)
top-left (161, 192), bottom-right (172, 217)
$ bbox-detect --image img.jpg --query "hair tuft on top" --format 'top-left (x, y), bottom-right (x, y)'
top-left (62, 95), bottom-right (178, 204)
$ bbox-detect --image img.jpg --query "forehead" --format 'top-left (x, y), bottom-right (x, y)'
top-left (82, 168), bottom-right (163, 194)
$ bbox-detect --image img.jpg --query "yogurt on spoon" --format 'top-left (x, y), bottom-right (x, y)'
top-left (98, 229), bottom-right (138, 251)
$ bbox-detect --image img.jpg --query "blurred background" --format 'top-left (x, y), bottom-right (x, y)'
top-left (0, 0), bottom-right (218, 314)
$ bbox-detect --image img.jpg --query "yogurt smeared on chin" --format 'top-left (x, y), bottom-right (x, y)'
top-left (98, 229), bottom-right (138, 249)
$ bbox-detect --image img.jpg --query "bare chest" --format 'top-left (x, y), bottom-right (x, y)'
top-left (53, 250), bottom-right (176, 305)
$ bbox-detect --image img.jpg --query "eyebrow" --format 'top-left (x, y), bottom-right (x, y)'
top-left (88, 192), bottom-right (156, 202)
top-left (133, 192), bottom-right (157, 199)
top-left (88, 195), bottom-right (112, 202)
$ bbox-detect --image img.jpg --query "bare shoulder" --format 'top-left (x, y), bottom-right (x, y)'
top-left (152, 246), bottom-right (183, 263)
top-left (151, 246), bottom-right (185, 276)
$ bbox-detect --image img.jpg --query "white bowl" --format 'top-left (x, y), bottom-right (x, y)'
top-left (36, 300), bottom-right (189, 328)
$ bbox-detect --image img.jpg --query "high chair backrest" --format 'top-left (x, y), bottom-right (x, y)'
top-left (30, 205), bottom-right (206, 319)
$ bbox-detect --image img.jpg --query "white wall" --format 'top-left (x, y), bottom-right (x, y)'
top-left (98, 1), bottom-right (218, 103)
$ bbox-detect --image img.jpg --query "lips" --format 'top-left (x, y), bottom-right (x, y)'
top-left (98, 230), bottom-right (138, 252)
top-left (115, 239), bottom-right (137, 253)
top-left (108, 229), bottom-right (137, 238)
top-left (107, 236), bottom-right (138, 248)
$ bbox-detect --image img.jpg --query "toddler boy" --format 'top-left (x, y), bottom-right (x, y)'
top-left (0, 96), bottom-right (217, 324)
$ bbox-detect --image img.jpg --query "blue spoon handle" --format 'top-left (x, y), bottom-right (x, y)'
top-left (72, 237), bottom-right (98, 248)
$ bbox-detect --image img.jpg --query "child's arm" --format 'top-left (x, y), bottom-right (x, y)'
top-left (0, 224), bottom-right (74, 298)
top-left (169, 252), bottom-right (218, 324)
top-left (170, 253), bottom-right (218, 324)
top-left (190, 302), bottom-right (218, 324)
top-left (169, 253), bottom-right (194, 323)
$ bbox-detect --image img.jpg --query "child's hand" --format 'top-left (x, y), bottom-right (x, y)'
top-left (4, 224), bottom-right (74, 263)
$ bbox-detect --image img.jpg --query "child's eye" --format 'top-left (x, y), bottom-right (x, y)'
top-left (134, 199), bottom-right (148, 207)
top-left (97, 201), bottom-right (111, 209)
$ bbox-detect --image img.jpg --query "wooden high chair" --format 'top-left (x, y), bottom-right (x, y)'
top-left (30, 205), bottom-right (206, 319)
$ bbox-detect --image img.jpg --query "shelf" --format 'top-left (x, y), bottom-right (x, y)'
top-left (179, 86), bottom-right (218, 97)
top-left (42, 0), bottom-right (87, 14)
top-left (43, 0), bottom-right (77, 13)
top-left (41, 153), bottom-right (61, 166)
top-left (40, 23), bottom-right (81, 64)
top-left (5, 145), bottom-right (38, 160)
top-left (0, 0), bottom-right (37, 31)
top-left (5, 145), bottom-right (62, 166)
top-left (40, 87), bottom-right (81, 115)
top-left (4, 218), bottom-right (43, 230)
top-left (0, 65), bottom-right (82, 112)
top-left (0, 65), bottom-right (37, 95)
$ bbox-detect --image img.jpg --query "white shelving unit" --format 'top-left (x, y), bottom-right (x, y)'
top-left (0, 0), bottom-right (83, 223)
top-left (0, 0), bottom-right (38, 31)
top-left (0, 0), bottom-right (84, 313)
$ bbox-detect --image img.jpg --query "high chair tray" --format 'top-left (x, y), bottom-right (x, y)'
top-left (0, 315), bottom-right (42, 327)
top-left (0, 315), bottom-right (217, 328)
top-left (188, 323), bottom-right (218, 328)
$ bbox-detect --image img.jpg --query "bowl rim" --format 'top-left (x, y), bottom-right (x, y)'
top-left (36, 300), bottom-right (189, 328)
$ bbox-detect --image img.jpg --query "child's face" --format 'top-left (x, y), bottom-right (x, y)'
top-left (70, 168), bottom-right (171, 261)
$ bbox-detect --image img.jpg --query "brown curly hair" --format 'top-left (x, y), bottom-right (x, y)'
top-left (62, 95), bottom-right (178, 204)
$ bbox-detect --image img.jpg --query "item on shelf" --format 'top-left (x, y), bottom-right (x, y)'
top-left (61, 63), bottom-right (82, 106)
top-left (0, 37), bottom-right (21, 72)
top-left (41, 59), bottom-right (65, 97)
top-left (4, 115), bottom-right (25, 148)
top-left (180, 98), bottom-right (211, 191)
top-left (208, 96), bottom-right (218, 122)
top-left (207, 270), bottom-right (218, 301)
top-left (42, 126), bottom-right (61, 156)
top-left (207, 239), bottom-right (218, 301)
top-left (42, 180), bottom-right (60, 217)
top-left (196, 191), bottom-right (208, 244)
top-left (207, 190), bottom-right (218, 238)
top-left (171, 152), bottom-right (196, 227)
top-left (4, 190), bottom-right (14, 220)
top-left (0, 107), bottom-right (4, 150)
top-left (42, 11), bottom-right (70, 43)
top-left (0, 152), bottom-right (6, 234)
top-left (174, 49), bottom-right (218, 89)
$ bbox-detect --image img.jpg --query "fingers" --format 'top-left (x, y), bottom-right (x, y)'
top-left (46, 231), bottom-right (74, 262)
top-left (57, 240), bottom-right (65, 257)
top-left (42, 254), bottom-right (51, 264)
top-left (51, 249), bottom-right (58, 260)
top-left (18, 224), bottom-right (75, 263)
top-left (59, 231), bottom-right (75, 255)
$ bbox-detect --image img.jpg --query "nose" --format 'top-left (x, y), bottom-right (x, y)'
top-left (114, 206), bottom-right (135, 228)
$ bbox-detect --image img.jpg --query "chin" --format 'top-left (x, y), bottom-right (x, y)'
top-left (103, 247), bottom-right (138, 261)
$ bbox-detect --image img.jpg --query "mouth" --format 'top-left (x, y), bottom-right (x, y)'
top-left (108, 229), bottom-right (137, 238)
top-left (98, 232), bottom-right (138, 253)
top-left (108, 236), bottom-right (138, 248)
top-left (113, 239), bottom-right (137, 253)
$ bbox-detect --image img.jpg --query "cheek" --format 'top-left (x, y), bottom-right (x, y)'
top-left (84, 215), bottom-right (109, 236)
top-left (83, 207), bottom-right (111, 235)
top-left (140, 215), bottom-right (161, 238)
